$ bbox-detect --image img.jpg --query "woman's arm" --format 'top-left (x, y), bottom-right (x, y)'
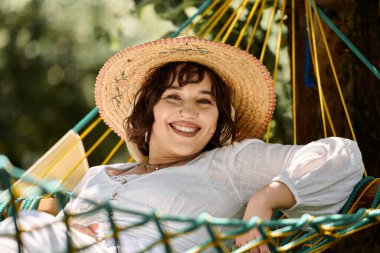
top-left (232, 138), bottom-right (363, 252)
top-left (235, 182), bottom-right (296, 253)
top-left (244, 181), bottom-right (296, 219)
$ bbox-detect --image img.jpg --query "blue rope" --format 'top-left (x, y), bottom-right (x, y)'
top-left (304, 32), bottom-right (316, 87)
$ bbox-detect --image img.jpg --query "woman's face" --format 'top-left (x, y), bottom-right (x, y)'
top-left (149, 73), bottom-right (219, 161)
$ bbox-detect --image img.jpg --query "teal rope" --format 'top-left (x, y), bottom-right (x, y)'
top-left (19, 196), bottom-right (42, 211)
top-left (339, 176), bottom-right (374, 214)
top-left (371, 184), bottom-right (380, 209)
top-left (312, 1), bottom-right (380, 80)
top-left (170, 0), bottom-right (214, 38)
top-left (72, 107), bottom-right (99, 133)
top-left (20, 197), bottom-right (31, 211)
top-left (29, 196), bottom-right (41, 210)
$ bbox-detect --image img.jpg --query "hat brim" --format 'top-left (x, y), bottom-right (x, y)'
top-left (95, 37), bottom-right (275, 154)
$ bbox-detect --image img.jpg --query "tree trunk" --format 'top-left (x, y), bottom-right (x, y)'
top-left (286, 0), bottom-right (379, 176)
top-left (285, 0), bottom-right (380, 252)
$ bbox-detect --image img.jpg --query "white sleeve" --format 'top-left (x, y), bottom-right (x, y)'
top-left (223, 137), bottom-right (363, 217)
top-left (272, 137), bottom-right (364, 217)
top-left (224, 139), bottom-right (299, 203)
top-left (55, 166), bottom-right (102, 220)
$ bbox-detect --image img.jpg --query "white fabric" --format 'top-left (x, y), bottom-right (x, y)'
top-left (0, 137), bottom-right (364, 252)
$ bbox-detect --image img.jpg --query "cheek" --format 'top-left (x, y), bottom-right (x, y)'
top-left (207, 108), bottom-right (219, 129)
top-left (152, 103), bottom-right (169, 123)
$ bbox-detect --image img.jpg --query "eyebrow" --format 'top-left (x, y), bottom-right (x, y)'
top-left (166, 87), bottom-right (213, 96)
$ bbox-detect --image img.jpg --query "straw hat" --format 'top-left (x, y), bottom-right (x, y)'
top-left (95, 36), bottom-right (275, 162)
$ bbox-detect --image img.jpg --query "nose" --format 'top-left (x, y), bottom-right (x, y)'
top-left (179, 102), bottom-right (199, 119)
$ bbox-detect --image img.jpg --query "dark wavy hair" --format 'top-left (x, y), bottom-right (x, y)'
top-left (124, 62), bottom-right (235, 156)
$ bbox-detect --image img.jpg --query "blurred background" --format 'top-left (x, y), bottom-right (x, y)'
top-left (0, 0), bottom-right (177, 168)
top-left (0, 0), bottom-right (378, 178)
top-left (0, 0), bottom-right (294, 169)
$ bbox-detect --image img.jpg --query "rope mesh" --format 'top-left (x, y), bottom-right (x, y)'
top-left (1, 1), bottom-right (379, 252)
top-left (1, 156), bottom-right (379, 253)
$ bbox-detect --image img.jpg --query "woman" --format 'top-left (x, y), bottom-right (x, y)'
top-left (0, 37), bottom-right (363, 253)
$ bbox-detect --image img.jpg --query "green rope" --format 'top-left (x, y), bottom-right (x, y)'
top-left (371, 185), bottom-right (380, 209)
top-left (339, 176), bottom-right (375, 214)
top-left (1, 154), bottom-right (379, 252)
top-left (312, 1), bottom-right (380, 80)
top-left (72, 107), bottom-right (99, 133)
top-left (18, 196), bottom-right (42, 211)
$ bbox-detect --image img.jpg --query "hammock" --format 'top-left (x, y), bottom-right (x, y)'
top-left (1, 0), bottom-right (379, 252)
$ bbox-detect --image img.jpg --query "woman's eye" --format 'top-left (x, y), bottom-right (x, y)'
top-left (164, 94), bottom-right (181, 101)
top-left (197, 99), bottom-right (213, 105)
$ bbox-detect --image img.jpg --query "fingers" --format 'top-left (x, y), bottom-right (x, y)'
top-left (235, 239), bottom-right (270, 253)
top-left (258, 244), bottom-right (270, 253)
top-left (71, 223), bottom-right (97, 238)
top-left (87, 223), bottom-right (99, 234)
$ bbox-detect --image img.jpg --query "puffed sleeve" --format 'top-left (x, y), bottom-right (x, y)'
top-left (272, 137), bottom-right (364, 218)
top-left (223, 137), bottom-right (364, 218)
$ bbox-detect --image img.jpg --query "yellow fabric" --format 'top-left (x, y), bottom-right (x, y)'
top-left (13, 130), bottom-right (88, 196)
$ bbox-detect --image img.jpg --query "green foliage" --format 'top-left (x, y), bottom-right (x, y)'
top-left (0, 0), bottom-right (175, 168)
top-left (0, 0), bottom-right (294, 168)
top-left (135, 0), bottom-right (203, 26)
top-left (135, 0), bottom-right (293, 144)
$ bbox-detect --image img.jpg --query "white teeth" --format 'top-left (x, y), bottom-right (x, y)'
top-left (172, 125), bottom-right (198, 133)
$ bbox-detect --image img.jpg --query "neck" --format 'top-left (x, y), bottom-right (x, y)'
top-left (146, 153), bottom-right (199, 168)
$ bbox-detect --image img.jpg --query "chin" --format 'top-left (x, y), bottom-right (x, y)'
top-left (171, 146), bottom-right (204, 158)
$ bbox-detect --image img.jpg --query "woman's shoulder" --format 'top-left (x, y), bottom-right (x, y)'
top-left (201, 139), bottom-right (266, 159)
top-left (200, 137), bottom-right (359, 162)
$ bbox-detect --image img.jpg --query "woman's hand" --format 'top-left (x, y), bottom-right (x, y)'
top-left (71, 223), bottom-right (99, 239)
top-left (235, 200), bottom-right (272, 253)
top-left (235, 182), bottom-right (296, 253)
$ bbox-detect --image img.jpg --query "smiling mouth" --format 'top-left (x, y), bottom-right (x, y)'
top-left (170, 123), bottom-right (201, 137)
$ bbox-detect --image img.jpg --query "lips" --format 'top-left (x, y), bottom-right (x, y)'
top-left (169, 122), bottom-right (201, 137)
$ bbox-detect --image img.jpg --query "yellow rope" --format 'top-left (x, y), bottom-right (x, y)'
top-left (322, 92), bottom-right (337, 136)
top-left (311, 0), bottom-right (367, 176)
top-left (266, 0), bottom-right (286, 143)
top-left (221, 0), bottom-right (251, 43)
top-left (291, 0), bottom-right (297, 144)
top-left (304, 5), bottom-right (337, 137)
top-left (101, 138), bottom-right (125, 165)
top-left (183, 0), bottom-right (220, 36)
top-left (235, 0), bottom-right (261, 48)
top-left (312, 0), bottom-right (358, 141)
top-left (80, 116), bottom-right (103, 140)
top-left (127, 156), bottom-right (135, 163)
top-left (199, 0), bottom-right (232, 38)
top-left (246, 0), bottom-right (267, 52)
top-left (202, 0), bottom-right (232, 38)
top-left (59, 128), bottom-right (113, 186)
top-left (213, 0), bottom-right (245, 42)
top-left (259, 0), bottom-right (278, 62)
top-left (305, 0), bottom-right (327, 137)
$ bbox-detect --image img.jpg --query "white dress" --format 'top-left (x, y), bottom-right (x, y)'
top-left (0, 138), bottom-right (364, 252)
